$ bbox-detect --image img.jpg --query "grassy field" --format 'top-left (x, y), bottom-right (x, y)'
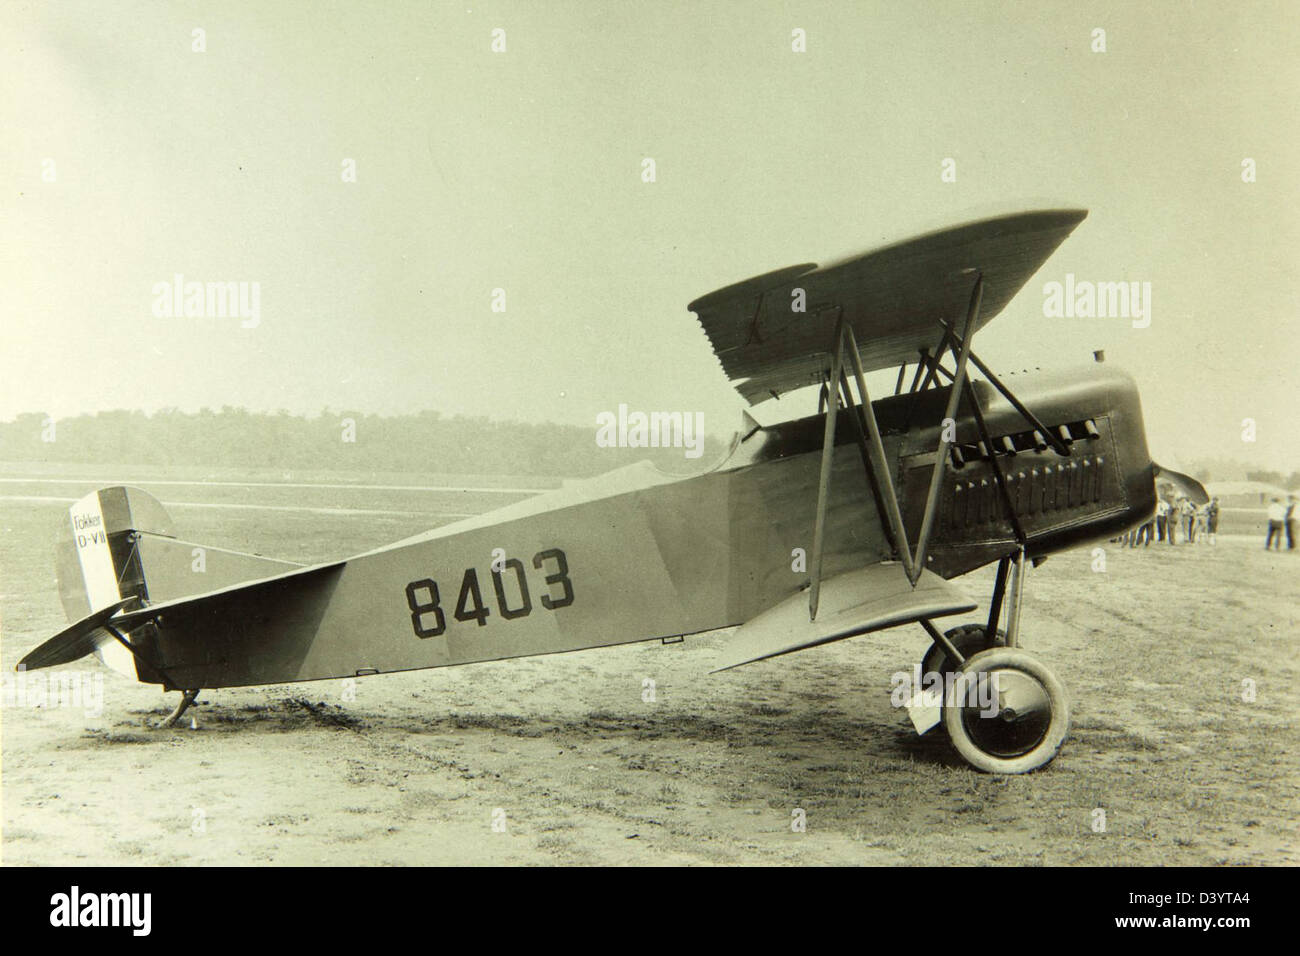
top-left (2, 465), bottom-right (1297, 865)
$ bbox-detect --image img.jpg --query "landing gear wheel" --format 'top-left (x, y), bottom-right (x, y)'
top-left (921, 624), bottom-right (1005, 681)
top-left (943, 648), bottom-right (1069, 774)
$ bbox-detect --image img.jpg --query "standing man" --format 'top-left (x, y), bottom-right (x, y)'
top-left (1287, 494), bottom-right (1297, 551)
top-left (1205, 496), bottom-right (1220, 546)
top-left (1156, 496), bottom-right (1170, 543)
top-left (1266, 497), bottom-right (1286, 550)
top-left (1182, 497), bottom-right (1197, 544)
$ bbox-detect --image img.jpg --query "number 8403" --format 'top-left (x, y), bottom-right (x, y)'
top-left (404, 547), bottom-right (574, 639)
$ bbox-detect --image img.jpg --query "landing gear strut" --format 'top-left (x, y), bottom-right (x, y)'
top-left (921, 622), bottom-right (1005, 679)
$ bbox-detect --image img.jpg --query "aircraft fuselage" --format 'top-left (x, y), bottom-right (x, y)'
top-left (119, 364), bottom-right (1153, 690)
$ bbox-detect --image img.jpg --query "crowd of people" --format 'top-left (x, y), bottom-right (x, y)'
top-left (1119, 492), bottom-right (1298, 550)
top-left (1119, 494), bottom-right (1220, 547)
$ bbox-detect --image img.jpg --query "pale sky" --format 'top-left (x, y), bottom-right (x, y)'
top-left (2, 1), bottom-right (1297, 471)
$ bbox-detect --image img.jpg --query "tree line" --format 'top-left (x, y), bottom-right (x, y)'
top-left (0, 409), bottom-right (727, 478)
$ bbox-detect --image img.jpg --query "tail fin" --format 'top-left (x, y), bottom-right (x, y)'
top-left (26, 485), bottom-right (301, 681)
top-left (56, 486), bottom-right (174, 621)
top-left (52, 487), bottom-right (175, 678)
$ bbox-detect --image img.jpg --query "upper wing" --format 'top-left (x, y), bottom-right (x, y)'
top-left (713, 563), bottom-right (977, 672)
top-left (689, 209), bottom-right (1088, 403)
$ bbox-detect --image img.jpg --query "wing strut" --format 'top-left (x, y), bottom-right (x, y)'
top-left (808, 311), bottom-right (925, 619)
top-left (843, 324), bottom-right (915, 578)
top-left (906, 354), bottom-right (928, 393)
top-left (909, 273), bottom-right (982, 585)
top-left (807, 313), bottom-right (848, 620)
top-left (938, 323), bottom-right (1071, 457)
top-left (916, 328), bottom-right (952, 393)
top-left (837, 369), bottom-right (905, 562)
top-left (806, 273), bottom-right (987, 614)
top-left (961, 375), bottom-right (1028, 545)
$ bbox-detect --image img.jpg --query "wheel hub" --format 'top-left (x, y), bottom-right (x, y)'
top-left (957, 668), bottom-right (1053, 759)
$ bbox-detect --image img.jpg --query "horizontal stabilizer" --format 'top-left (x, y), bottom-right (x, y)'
top-left (18, 598), bottom-right (136, 671)
top-left (713, 564), bottom-right (976, 672)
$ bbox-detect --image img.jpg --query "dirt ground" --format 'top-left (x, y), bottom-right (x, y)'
top-left (2, 468), bottom-right (1297, 865)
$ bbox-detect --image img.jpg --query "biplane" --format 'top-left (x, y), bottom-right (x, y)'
top-left (19, 208), bottom-right (1206, 773)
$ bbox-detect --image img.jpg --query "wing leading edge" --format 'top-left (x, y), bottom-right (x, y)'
top-left (689, 208), bottom-right (1088, 403)
top-left (713, 564), bottom-right (977, 672)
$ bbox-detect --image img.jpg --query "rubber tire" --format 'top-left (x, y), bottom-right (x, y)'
top-left (943, 647), bottom-right (1070, 774)
top-left (921, 624), bottom-right (1006, 680)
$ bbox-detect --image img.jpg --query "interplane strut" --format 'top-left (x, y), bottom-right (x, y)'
top-left (806, 273), bottom-right (985, 617)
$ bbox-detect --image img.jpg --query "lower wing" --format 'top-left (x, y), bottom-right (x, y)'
top-left (714, 563), bottom-right (976, 672)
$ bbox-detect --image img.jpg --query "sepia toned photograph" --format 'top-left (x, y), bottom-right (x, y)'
top-left (1, 0), bottom-right (1294, 898)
